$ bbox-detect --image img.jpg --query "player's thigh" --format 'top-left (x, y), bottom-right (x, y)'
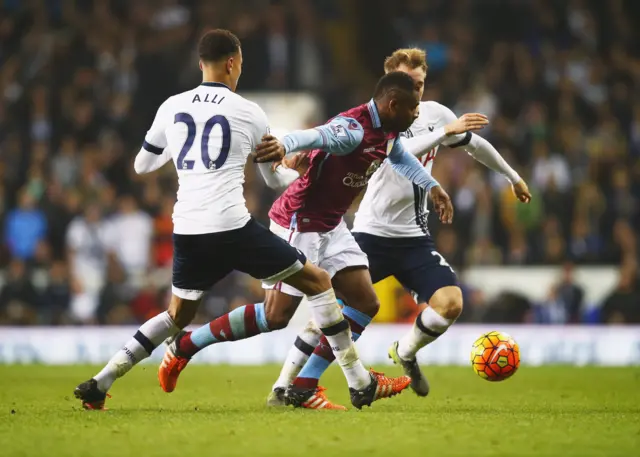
top-left (352, 232), bottom-right (395, 284)
top-left (262, 288), bottom-right (303, 330)
top-left (232, 219), bottom-right (333, 298)
top-left (254, 220), bottom-right (324, 298)
top-left (394, 239), bottom-right (459, 306)
top-left (319, 221), bottom-right (369, 279)
top-left (172, 232), bottom-right (231, 323)
top-left (331, 266), bottom-right (380, 317)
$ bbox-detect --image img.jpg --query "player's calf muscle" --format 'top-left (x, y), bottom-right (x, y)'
top-left (428, 286), bottom-right (463, 320)
top-left (264, 292), bottom-right (302, 329)
top-left (332, 267), bottom-right (380, 317)
top-left (284, 262), bottom-right (332, 296)
top-left (168, 296), bottom-right (200, 328)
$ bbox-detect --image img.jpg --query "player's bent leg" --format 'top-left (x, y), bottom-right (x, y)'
top-left (397, 285), bottom-right (462, 359)
top-left (268, 312), bottom-right (323, 406)
top-left (157, 294), bottom-right (204, 393)
top-left (391, 285), bottom-right (463, 396)
top-left (292, 267), bottom-right (380, 390)
top-left (264, 289), bottom-right (303, 330)
top-left (75, 294), bottom-right (189, 408)
top-left (428, 285), bottom-right (463, 321)
top-left (283, 263), bottom-right (410, 409)
top-left (160, 292), bottom-right (299, 393)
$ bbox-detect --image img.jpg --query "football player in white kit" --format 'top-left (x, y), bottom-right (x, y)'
top-left (266, 48), bottom-right (531, 404)
top-left (73, 30), bottom-right (399, 410)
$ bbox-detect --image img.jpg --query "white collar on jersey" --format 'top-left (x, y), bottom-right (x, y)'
top-left (201, 82), bottom-right (231, 90)
top-left (367, 99), bottom-right (382, 129)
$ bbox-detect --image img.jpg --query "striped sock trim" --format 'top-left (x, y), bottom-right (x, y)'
top-left (189, 325), bottom-right (217, 348)
top-left (294, 336), bottom-right (316, 356)
top-left (342, 305), bottom-right (373, 328)
top-left (228, 306), bottom-right (247, 339)
top-left (255, 302), bottom-right (269, 332)
top-left (133, 331), bottom-right (155, 355)
top-left (320, 319), bottom-right (349, 336)
top-left (297, 353), bottom-right (331, 381)
top-left (416, 312), bottom-right (443, 338)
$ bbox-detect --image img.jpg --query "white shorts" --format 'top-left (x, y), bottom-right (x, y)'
top-left (263, 219), bottom-right (369, 297)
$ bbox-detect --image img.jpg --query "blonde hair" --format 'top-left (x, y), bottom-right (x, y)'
top-left (383, 48), bottom-right (427, 73)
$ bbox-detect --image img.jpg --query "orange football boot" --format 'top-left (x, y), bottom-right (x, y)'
top-left (349, 369), bottom-right (411, 409)
top-left (297, 386), bottom-right (347, 411)
top-left (158, 337), bottom-right (191, 393)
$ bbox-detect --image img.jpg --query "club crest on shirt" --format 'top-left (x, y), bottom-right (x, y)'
top-left (366, 159), bottom-right (382, 178)
top-left (428, 124), bottom-right (435, 132)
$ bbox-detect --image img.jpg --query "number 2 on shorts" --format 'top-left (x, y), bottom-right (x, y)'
top-left (431, 251), bottom-right (454, 273)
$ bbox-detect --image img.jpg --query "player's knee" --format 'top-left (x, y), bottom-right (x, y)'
top-left (299, 264), bottom-right (333, 296)
top-left (430, 287), bottom-right (463, 320)
top-left (368, 295), bottom-right (381, 317)
top-left (351, 294), bottom-right (380, 318)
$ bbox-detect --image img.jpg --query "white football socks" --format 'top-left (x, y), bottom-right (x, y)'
top-left (272, 317), bottom-right (322, 390)
top-left (94, 311), bottom-right (180, 392)
top-left (397, 307), bottom-right (454, 361)
top-left (306, 289), bottom-right (370, 390)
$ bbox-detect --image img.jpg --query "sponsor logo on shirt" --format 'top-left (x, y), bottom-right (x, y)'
top-left (342, 172), bottom-right (368, 188)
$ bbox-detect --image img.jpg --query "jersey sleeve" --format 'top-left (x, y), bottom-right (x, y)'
top-left (247, 105), bottom-right (270, 150)
top-left (282, 116), bottom-right (364, 156)
top-left (387, 139), bottom-right (440, 191)
top-left (143, 100), bottom-right (171, 154)
top-left (435, 103), bottom-right (472, 148)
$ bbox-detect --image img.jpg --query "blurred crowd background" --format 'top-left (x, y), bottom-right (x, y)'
top-left (0, 0), bottom-right (638, 326)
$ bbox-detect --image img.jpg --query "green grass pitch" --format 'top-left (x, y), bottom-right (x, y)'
top-left (1, 365), bottom-right (639, 457)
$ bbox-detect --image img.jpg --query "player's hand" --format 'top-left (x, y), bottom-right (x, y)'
top-left (444, 113), bottom-right (489, 136)
top-left (282, 152), bottom-right (310, 174)
top-left (512, 179), bottom-right (531, 203)
top-left (429, 186), bottom-right (453, 224)
top-left (254, 134), bottom-right (286, 163)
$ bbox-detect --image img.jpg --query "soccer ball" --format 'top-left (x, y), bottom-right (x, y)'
top-left (471, 331), bottom-right (520, 381)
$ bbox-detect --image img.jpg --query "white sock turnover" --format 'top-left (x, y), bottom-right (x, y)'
top-left (94, 311), bottom-right (180, 392)
top-left (306, 289), bottom-right (370, 390)
top-left (272, 318), bottom-right (322, 390)
top-left (397, 307), bottom-right (454, 361)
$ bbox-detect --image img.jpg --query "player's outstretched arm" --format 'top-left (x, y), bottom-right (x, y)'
top-left (387, 140), bottom-right (440, 191)
top-left (401, 112), bottom-right (488, 158)
top-left (254, 117), bottom-right (364, 163)
top-left (436, 103), bottom-right (530, 203)
top-left (463, 135), bottom-right (531, 203)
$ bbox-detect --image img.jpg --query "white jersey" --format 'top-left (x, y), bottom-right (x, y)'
top-left (144, 82), bottom-right (268, 234)
top-left (353, 101), bottom-right (466, 238)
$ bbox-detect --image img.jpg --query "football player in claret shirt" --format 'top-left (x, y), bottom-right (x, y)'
top-left (267, 48), bottom-right (530, 407)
